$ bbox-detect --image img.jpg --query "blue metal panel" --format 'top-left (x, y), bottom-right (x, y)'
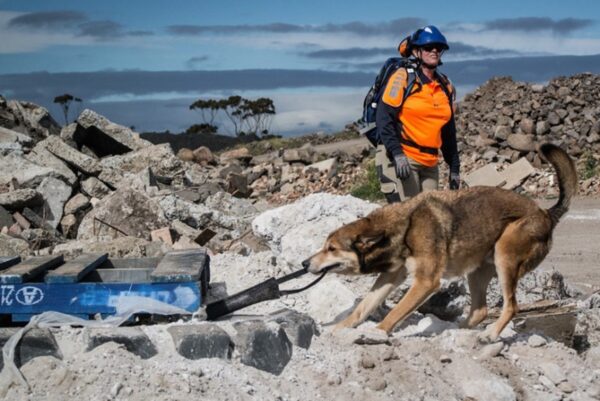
top-left (0, 282), bottom-right (200, 318)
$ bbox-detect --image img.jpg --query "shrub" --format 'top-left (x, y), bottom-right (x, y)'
top-left (350, 159), bottom-right (384, 201)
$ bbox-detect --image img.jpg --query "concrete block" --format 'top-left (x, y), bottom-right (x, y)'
top-left (463, 163), bottom-right (506, 188)
top-left (233, 320), bottom-right (293, 375)
top-left (84, 327), bottom-right (157, 359)
top-left (0, 328), bottom-right (62, 370)
top-left (268, 309), bottom-right (318, 349)
top-left (0, 189), bottom-right (43, 210)
top-left (500, 157), bottom-right (536, 190)
top-left (168, 324), bottom-right (233, 360)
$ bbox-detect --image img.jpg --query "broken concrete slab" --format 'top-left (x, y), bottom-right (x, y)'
top-left (233, 320), bottom-right (293, 375)
top-left (99, 143), bottom-right (182, 178)
top-left (26, 137), bottom-right (78, 185)
top-left (52, 236), bottom-right (169, 259)
top-left (36, 176), bottom-right (72, 229)
top-left (77, 188), bottom-right (168, 241)
top-left (12, 211), bottom-right (31, 229)
top-left (0, 153), bottom-right (63, 188)
top-left (463, 163), bottom-right (506, 188)
top-left (500, 157), bottom-right (537, 190)
top-left (0, 328), bottom-right (62, 370)
top-left (268, 309), bottom-right (318, 349)
top-left (6, 99), bottom-right (60, 141)
top-left (0, 189), bottom-right (43, 210)
top-left (22, 207), bottom-right (60, 234)
top-left (80, 177), bottom-right (111, 199)
top-left (168, 324), bottom-right (233, 360)
top-left (0, 126), bottom-right (33, 155)
top-left (44, 135), bottom-right (102, 175)
top-left (158, 194), bottom-right (213, 229)
top-left (75, 109), bottom-right (151, 156)
top-left (0, 232), bottom-right (29, 258)
top-left (303, 158), bottom-right (338, 178)
top-left (84, 327), bottom-right (158, 359)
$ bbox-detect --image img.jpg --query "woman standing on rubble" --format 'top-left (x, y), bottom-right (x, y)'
top-left (376, 25), bottom-right (460, 203)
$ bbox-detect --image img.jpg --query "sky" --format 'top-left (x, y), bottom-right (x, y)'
top-left (1, 0), bottom-right (600, 135)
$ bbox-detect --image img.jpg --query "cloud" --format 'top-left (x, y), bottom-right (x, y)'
top-left (77, 20), bottom-right (125, 40)
top-left (167, 17), bottom-right (426, 37)
top-left (186, 55), bottom-right (210, 69)
top-left (484, 17), bottom-right (594, 34)
top-left (304, 47), bottom-right (393, 59)
top-left (7, 10), bottom-right (86, 30)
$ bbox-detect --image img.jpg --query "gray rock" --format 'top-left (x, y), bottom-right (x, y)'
top-left (0, 153), bottom-right (62, 188)
top-left (77, 188), bottom-right (168, 241)
top-left (536, 120), bottom-right (551, 135)
top-left (84, 327), bottom-right (157, 359)
top-left (64, 193), bottom-right (90, 215)
top-left (519, 118), bottom-right (536, 135)
top-left (99, 143), bottom-right (182, 178)
top-left (0, 232), bottom-right (30, 257)
top-left (76, 109), bottom-right (151, 155)
top-left (44, 135), bottom-right (101, 175)
top-left (0, 328), bottom-right (63, 370)
top-left (527, 334), bottom-right (547, 347)
top-left (461, 378), bottom-right (517, 401)
top-left (0, 188), bottom-right (43, 209)
top-left (499, 157), bottom-right (536, 190)
top-left (60, 213), bottom-right (79, 238)
top-left (6, 99), bottom-right (60, 141)
top-left (282, 147), bottom-right (316, 164)
top-left (36, 176), bottom-right (72, 229)
top-left (158, 194), bottom-right (213, 229)
top-left (539, 362), bottom-right (567, 385)
top-left (463, 163), bottom-right (506, 188)
top-left (52, 236), bottom-right (169, 259)
top-left (233, 320), bottom-right (293, 375)
top-left (0, 126), bottom-right (33, 155)
top-left (80, 176), bottom-right (111, 199)
top-left (168, 324), bottom-right (233, 360)
top-left (493, 126), bottom-right (511, 141)
top-left (477, 342), bottom-right (505, 360)
top-left (547, 111), bottom-right (561, 126)
top-left (506, 133), bottom-right (536, 152)
top-left (268, 309), bottom-right (318, 349)
top-left (26, 137), bottom-right (78, 185)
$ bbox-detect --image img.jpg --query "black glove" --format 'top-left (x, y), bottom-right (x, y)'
top-left (393, 154), bottom-right (411, 180)
top-left (449, 172), bottom-right (460, 190)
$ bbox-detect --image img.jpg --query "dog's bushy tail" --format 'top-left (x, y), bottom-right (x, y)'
top-left (539, 143), bottom-right (578, 226)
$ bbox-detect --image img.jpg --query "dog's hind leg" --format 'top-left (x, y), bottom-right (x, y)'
top-left (334, 268), bottom-right (407, 330)
top-left (461, 262), bottom-right (496, 329)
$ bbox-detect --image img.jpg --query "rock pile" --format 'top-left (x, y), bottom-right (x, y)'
top-left (455, 73), bottom-right (600, 195)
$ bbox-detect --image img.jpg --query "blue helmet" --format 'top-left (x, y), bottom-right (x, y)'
top-left (411, 25), bottom-right (449, 50)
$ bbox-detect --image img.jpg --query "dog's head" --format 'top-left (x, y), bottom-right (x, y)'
top-left (302, 218), bottom-right (388, 275)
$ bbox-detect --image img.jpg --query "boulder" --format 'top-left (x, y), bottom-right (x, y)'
top-left (268, 309), bottom-right (318, 349)
top-left (36, 176), bottom-right (72, 229)
top-left (77, 188), bottom-right (168, 241)
top-left (158, 194), bottom-right (213, 229)
top-left (192, 146), bottom-right (215, 165)
top-left (177, 148), bottom-right (194, 162)
top-left (0, 328), bottom-right (62, 370)
top-left (75, 109), bottom-right (151, 156)
top-left (519, 118), bottom-right (535, 135)
top-left (219, 147), bottom-right (251, 163)
top-left (84, 327), bottom-right (158, 359)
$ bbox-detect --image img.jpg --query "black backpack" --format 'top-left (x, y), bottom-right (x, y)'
top-left (360, 57), bottom-right (419, 147)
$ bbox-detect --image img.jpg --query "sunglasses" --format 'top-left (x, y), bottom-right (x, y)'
top-left (421, 44), bottom-right (445, 52)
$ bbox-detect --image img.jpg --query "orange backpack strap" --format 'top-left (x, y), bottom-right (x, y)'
top-left (381, 68), bottom-right (408, 108)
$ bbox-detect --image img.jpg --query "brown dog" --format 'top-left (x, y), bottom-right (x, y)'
top-left (302, 143), bottom-right (577, 341)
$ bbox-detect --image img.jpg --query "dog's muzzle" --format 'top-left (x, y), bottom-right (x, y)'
top-left (302, 258), bottom-right (341, 274)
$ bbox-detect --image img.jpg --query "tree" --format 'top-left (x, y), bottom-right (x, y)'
top-left (220, 95), bottom-right (244, 136)
top-left (53, 93), bottom-right (82, 125)
top-left (241, 97), bottom-right (275, 135)
top-left (189, 99), bottom-right (221, 126)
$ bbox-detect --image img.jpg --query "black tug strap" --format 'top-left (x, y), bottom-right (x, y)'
top-left (278, 263), bottom-right (340, 295)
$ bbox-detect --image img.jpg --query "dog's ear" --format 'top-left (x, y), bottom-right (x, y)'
top-left (354, 232), bottom-right (385, 253)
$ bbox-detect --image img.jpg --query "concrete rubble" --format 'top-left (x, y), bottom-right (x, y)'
top-left (0, 72), bottom-right (600, 400)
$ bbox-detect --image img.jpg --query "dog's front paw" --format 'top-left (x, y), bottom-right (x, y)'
top-left (477, 329), bottom-right (500, 345)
